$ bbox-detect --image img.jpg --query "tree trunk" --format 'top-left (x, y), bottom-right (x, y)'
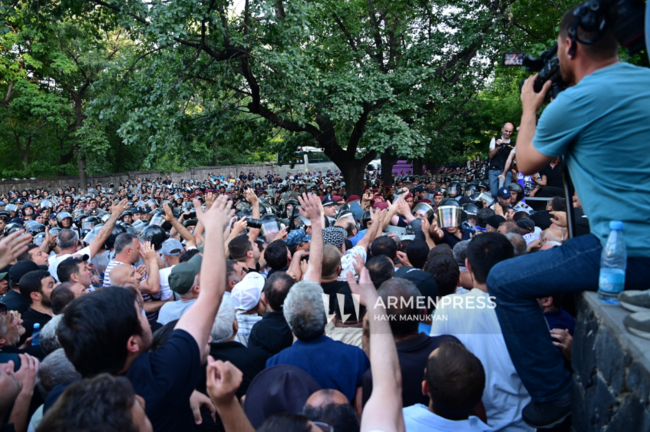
top-left (59, 146), bottom-right (75, 175)
top-left (78, 154), bottom-right (88, 189)
top-left (381, 150), bottom-right (398, 186)
top-left (337, 158), bottom-right (366, 197)
top-left (413, 158), bottom-right (423, 175)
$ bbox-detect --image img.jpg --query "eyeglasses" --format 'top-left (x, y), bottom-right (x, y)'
top-left (312, 422), bottom-right (334, 432)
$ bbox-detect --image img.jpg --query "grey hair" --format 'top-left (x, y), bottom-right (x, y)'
top-left (211, 294), bottom-right (236, 342)
top-left (57, 229), bottom-right (78, 250)
top-left (114, 233), bottom-right (138, 254)
top-left (36, 348), bottom-right (81, 399)
top-left (453, 240), bottom-right (470, 267)
top-left (283, 281), bottom-right (326, 341)
top-left (40, 314), bottom-right (63, 355)
top-left (505, 233), bottom-right (527, 257)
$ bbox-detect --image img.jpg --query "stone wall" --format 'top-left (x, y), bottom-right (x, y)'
top-left (572, 292), bottom-right (650, 431)
top-left (0, 164), bottom-right (276, 194)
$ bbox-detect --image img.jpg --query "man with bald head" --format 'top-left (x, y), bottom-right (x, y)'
top-left (488, 122), bottom-right (516, 197)
top-left (108, 264), bottom-right (139, 286)
top-left (302, 389), bottom-right (359, 432)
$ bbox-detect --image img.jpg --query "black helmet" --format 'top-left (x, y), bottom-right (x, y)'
top-left (469, 193), bottom-right (485, 208)
top-left (56, 212), bottom-right (73, 228)
top-left (105, 224), bottom-right (127, 250)
top-left (439, 198), bottom-right (462, 208)
top-left (361, 210), bottom-right (372, 230)
top-left (140, 225), bottom-right (167, 250)
top-left (82, 216), bottom-right (102, 231)
top-left (447, 182), bottom-right (461, 198)
top-left (462, 203), bottom-right (480, 217)
top-left (4, 222), bottom-right (23, 236)
top-left (465, 184), bottom-right (479, 196)
top-left (25, 221), bottom-right (46, 236)
top-left (33, 232), bottom-right (47, 246)
top-left (507, 182), bottom-right (524, 203)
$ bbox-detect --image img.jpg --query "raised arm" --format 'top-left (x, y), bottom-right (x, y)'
top-left (138, 242), bottom-right (160, 296)
top-left (243, 189), bottom-right (261, 242)
top-left (176, 195), bottom-right (233, 359)
top-left (347, 269), bottom-right (404, 432)
top-left (88, 198), bottom-right (128, 258)
top-left (298, 193), bottom-right (323, 283)
top-left (162, 203), bottom-right (196, 248)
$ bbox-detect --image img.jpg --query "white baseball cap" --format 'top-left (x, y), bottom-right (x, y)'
top-left (231, 272), bottom-right (265, 312)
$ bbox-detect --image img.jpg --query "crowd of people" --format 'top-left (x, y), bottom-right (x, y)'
top-left (1, 4), bottom-right (650, 431)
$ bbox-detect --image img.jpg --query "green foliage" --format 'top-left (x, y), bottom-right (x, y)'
top-left (0, 0), bottom-right (646, 183)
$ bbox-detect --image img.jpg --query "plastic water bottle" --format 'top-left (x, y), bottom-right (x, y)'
top-left (32, 323), bottom-right (41, 346)
top-left (598, 221), bottom-right (627, 304)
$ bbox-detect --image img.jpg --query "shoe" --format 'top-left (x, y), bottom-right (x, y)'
top-left (522, 392), bottom-right (572, 429)
top-left (619, 291), bottom-right (650, 313)
top-left (624, 312), bottom-right (650, 340)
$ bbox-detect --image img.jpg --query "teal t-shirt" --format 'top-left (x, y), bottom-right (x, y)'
top-left (533, 62), bottom-right (650, 257)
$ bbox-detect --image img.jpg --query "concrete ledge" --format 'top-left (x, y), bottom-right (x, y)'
top-left (572, 292), bottom-right (650, 431)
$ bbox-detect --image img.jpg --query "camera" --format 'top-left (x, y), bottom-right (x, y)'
top-left (247, 218), bottom-right (263, 229)
top-left (502, 0), bottom-right (645, 101)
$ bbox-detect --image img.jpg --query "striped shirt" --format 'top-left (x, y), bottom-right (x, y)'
top-left (234, 313), bottom-right (263, 347)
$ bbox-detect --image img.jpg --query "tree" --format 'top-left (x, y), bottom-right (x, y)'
top-left (56, 0), bottom-right (518, 195)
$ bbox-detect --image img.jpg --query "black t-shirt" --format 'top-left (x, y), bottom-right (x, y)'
top-left (44, 329), bottom-right (202, 432)
top-left (20, 308), bottom-right (52, 346)
top-left (321, 280), bottom-right (352, 314)
top-left (248, 311), bottom-right (293, 355)
top-left (540, 162), bottom-right (564, 189)
top-left (209, 341), bottom-right (270, 397)
top-left (440, 228), bottom-right (471, 249)
top-left (0, 290), bottom-right (28, 314)
top-left (362, 333), bottom-right (460, 407)
top-left (394, 268), bottom-right (439, 314)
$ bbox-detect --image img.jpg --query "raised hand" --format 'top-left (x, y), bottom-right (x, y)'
top-left (193, 195), bottom-right (234, 232)
top-left (111, 198), bottom-right (129, 216)
top-left (140, 241), bottom-right (158, 262)
top-left (206, 357), bottom-right (243, 406)
top-left (297, 193), bottom-right (321, 222)
top-left (162, 203), bottom-right (175, 222)
top-left (346, 268), bottom-right (378, 307)
top-left (0, 230), bottom-right (32, 269)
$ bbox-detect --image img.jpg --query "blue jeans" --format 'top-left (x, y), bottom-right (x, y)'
top-left (487, 234), bottom-right (650, 402)
top-left (489, 170), bottom-right (511, 197)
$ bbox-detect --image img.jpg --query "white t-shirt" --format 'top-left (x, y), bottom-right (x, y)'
top-left (48, 246), bottom-right (92, 282)
top-left (430, 289), bottom-right (533, 432)
top-left (158, 266), bottom-right (175, 301)
top-left (403, 404), bottom-right (491, 432)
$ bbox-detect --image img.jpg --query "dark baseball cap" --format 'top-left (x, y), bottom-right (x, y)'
top-left (486, 215), bottom-right (506, 230)
top-left (168, 254), bottom-right (202, 295)
top-left (0, 265), bottom-right (11, 280)
top-left (8, 260), bottom-right (40, 284)
top-left (497, 187), bottom-right (512, 200)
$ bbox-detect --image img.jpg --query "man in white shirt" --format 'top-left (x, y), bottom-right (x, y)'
top-left (430, 233), bottom-right (533, 432)
top-left (159, 238), bottom-right (184, 301)
top-left (157, 254), bottom-right (202, 325)
top-left (231, 272), bottom-right (266, 346)
top-left (48, 199), bottom-right (129, 281)
top-left (402, 341), bottom-right (490, 432)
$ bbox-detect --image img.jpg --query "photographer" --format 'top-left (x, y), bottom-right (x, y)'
top-left (488, 122), bottom-right (516, 196)
top-left (488, 5), bottom-right (650, 429)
